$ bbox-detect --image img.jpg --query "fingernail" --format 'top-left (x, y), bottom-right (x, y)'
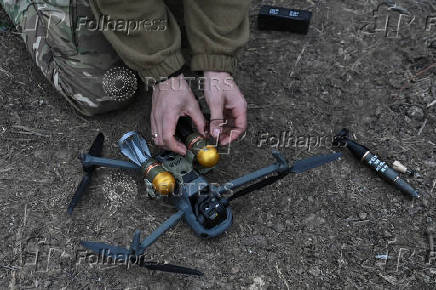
top-left (213, 128), bottom-right (221, 138)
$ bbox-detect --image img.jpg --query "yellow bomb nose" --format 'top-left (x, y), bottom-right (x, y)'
top-left (152, 171), bottom-right (176, 195)
top-left (197, 145), bottom-right (220, 168)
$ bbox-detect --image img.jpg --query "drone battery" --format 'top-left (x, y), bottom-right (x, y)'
top-left (257, 5), bottom-right (312, 34)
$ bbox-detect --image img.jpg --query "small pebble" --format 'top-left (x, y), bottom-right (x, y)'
top-left (359, 212), bottom-right (367, 220)
top-left (231, 266), bottom-right (240, 274)
top-left (407, 105), bottom-right (425, 121)
top-left (424, 161), bottom-right (436, 168)
top-left (384, 231), bottom-right (393, 238)
top-left (309, 266), bottom-right (321, 277)
top-left (274, 223), bottom-right (285, 233)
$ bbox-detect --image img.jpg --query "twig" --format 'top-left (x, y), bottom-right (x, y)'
top-left (305, 0), bottom-right (315, 6)
top-left (0, 66), bottom-right (12, 78)
top-left (11, 125), bottom-right (51, 137)
top-left (0, 177), bottom-right (53, 183)
top-left (275, 263), bottom-right (290, 290)
top-left (431, 179), bottom-right (436, 195)
top-left (417, 119), bottom-right (427, 136)
top-left (289, 44), bottom-right (308, 79)
top-left (398, 62), bottom-right (436, 95)
top-left (0, 166), bottom-right (13, 173)
top-left (1, 265), bottom-right (21, 271)
top-left (427, 100), bottom-right (436, 108)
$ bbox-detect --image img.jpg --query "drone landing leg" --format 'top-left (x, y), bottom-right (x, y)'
top-left (137, 210), bottom-right (184, 254)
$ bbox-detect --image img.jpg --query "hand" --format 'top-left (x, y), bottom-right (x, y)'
top-left (151, 74), bottom-right (205, 155)
top-left (203, 71), bottom-right (247, 145)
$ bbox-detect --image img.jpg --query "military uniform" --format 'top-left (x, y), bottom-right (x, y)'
top-left (1, 0), bottom-right (250, 116)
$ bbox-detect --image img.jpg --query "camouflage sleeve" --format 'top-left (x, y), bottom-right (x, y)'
top-left (1, 0), bottom-right (140, 116)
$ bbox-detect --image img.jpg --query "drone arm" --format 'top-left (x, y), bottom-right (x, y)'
top-left (138, 210), bottom-right (184, 253)
top-left (215, 151), bottom-right (289, 195)
top-left (80, 154), bottom-right (140, 170)
top-left (216, 164), bottom-right (281, 195)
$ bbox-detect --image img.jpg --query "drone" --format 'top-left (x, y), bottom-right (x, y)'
top-left (68, 117), bottom-right (342, 276)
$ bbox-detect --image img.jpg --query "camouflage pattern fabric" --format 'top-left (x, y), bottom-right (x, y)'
top-left (1, 0), bottom-right (137, 116)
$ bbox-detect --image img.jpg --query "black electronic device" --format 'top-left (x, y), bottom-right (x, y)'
top-left (258, 5), bottom-right (312, 34)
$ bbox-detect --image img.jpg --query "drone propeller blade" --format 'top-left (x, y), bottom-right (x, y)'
top-left (138, 260), bottom-right (204, 276)
top-left (68, 133), bottom-right (105, 214)
top-left (86, 133), bottom-right (105, 169)
top-left (223, 152), bottom-right (342, 203)
top-left (67, 175), bottom-right (92, 215)
top-left (80, 241), bottom-right (203, 276)
top-left (289, 152), bottom-right (342, 173)
top-left (80, 241), bottom-right (130, 258)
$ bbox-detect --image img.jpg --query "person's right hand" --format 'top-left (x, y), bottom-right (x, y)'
top-left (151, 74), bottom-right (205, 156)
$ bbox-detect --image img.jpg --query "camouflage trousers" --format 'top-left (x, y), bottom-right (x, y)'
top-left (1, 0), bottom-right (138, 116)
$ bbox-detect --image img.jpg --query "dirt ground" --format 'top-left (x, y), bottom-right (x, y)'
top-left (1, 0), bottom-right (436, 289)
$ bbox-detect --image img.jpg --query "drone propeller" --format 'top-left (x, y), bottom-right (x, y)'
top-left (289, 152), bottom-right (342, 173)
top-left (80, 241), bottom-right (203, 276)
top-left (137, 259), bottom-right (204, 276)
top-left (68, 133), bottom-right (105, 214)
top-left (119, 131), bottom-right (152, 166)
top-left (223, 152), bottom-right (342, 202)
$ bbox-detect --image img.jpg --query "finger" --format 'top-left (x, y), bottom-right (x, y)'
top-left (208, 100), bottom-right (224, 139)
top-left (152, 113), bottom-right (164, 146)
top-left (186, 105), bottom-right (206, 136)
top-left (162, 115), bottom-right (187, 156)
top-left (150, 113), bottom-right (160, 146)
top-left (150, 114), bottom-right (156, 141)
top-left (221, 102), bottom-right (247, 145)
top-left (151, 91), bottom-right (164, 146)
top-left (220, 127), bottom-right (244, 145)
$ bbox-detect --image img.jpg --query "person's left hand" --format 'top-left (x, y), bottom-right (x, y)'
top-left (151, 74), bottom-right (205, 155)
top-left (203, 71), bottom-right (247, 145)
